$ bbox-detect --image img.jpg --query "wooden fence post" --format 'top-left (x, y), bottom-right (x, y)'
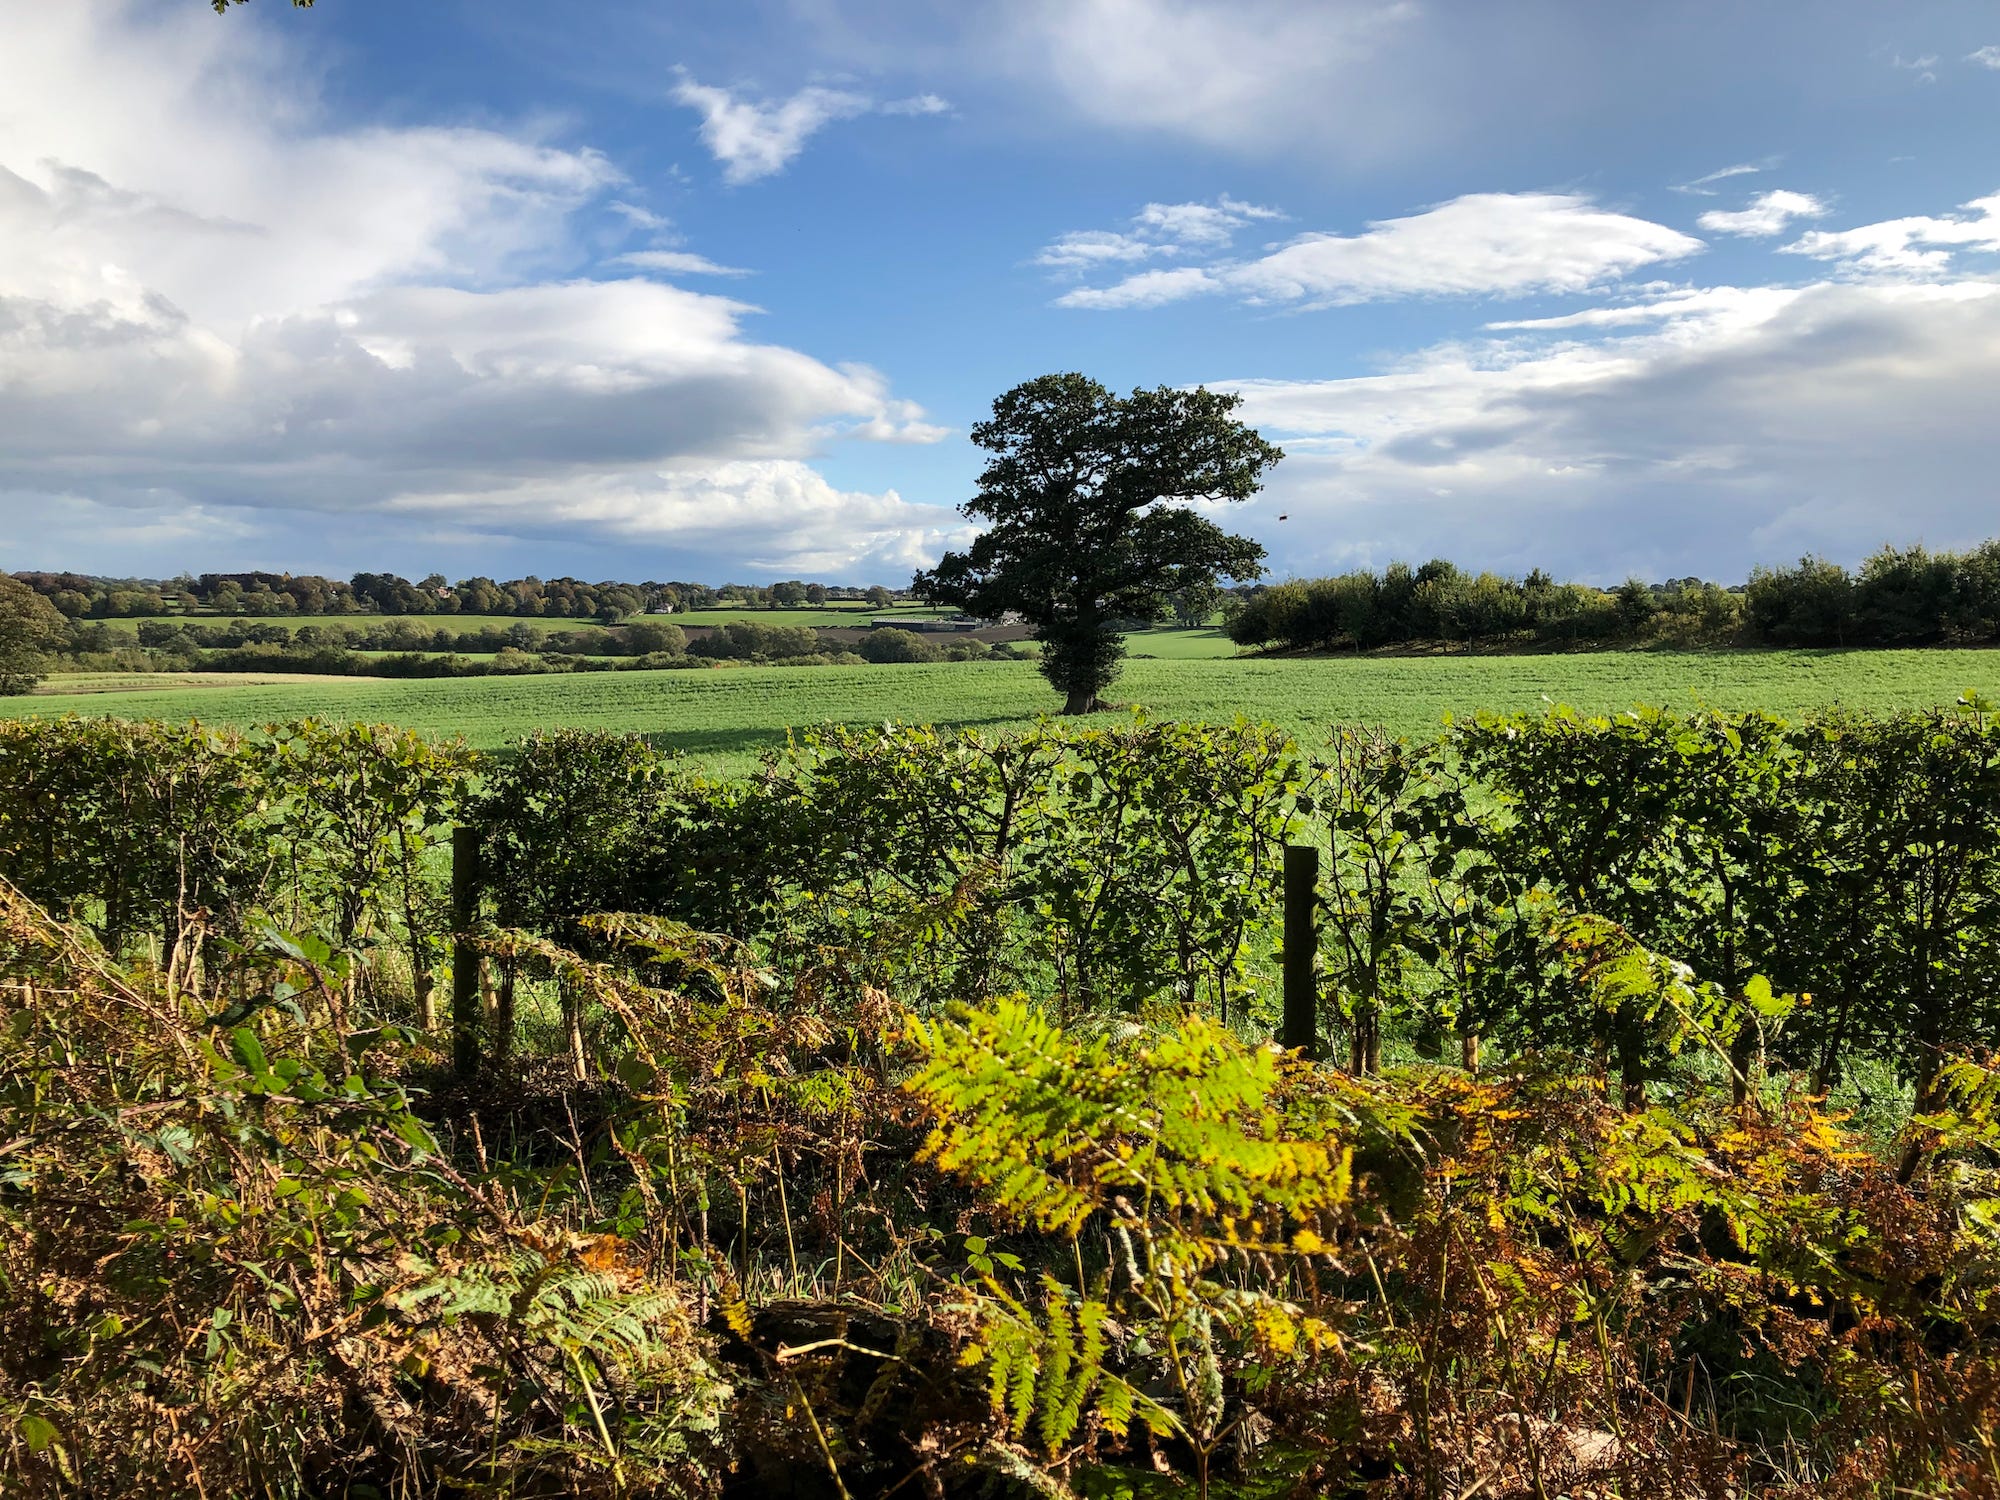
top-left (450, 825), bottom-right (483, 1080)
top-left (1281, 843), bottom-right (1319, 1059)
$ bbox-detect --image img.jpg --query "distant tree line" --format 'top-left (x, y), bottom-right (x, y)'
top-left (1227, 540), bottom-right (2000, 653)
top-left (133, 619), bottom-right (691, 658)
top-left (6, 570), bottom-right (903, 622)
top-left (15, 614), bottom-right (1024, 691)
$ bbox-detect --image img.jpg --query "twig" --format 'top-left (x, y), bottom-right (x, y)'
top-left (776, 1337), bottom-right (899, 1364)
top-left (790, 1377), bottom-right (854, 1500)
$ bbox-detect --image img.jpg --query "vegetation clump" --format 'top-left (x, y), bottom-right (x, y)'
top-left (4, 704), bottom-right (2000, 1496)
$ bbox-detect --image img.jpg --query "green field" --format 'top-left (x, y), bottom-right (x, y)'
top-left (12, 648), bottom-right (1995, 776)
top-left (33, 671), bottom-right (397, 695)
top-left (1124, 626), bottom-right (1240, 659)
top-left (665, 603), bottom-right (946, 627)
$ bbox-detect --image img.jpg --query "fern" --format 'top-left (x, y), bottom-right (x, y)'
top-left (909, 1000), bottom-right (1351, 1458)
top-left (970, 1277), bottom-right (1173, 1456)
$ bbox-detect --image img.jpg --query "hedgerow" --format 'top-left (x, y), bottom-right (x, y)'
top-left (3, 701), bottom-right (2000, 1495)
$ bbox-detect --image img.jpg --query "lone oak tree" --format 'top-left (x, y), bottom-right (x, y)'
top-left (915, 374), bottom-right (1281, 715)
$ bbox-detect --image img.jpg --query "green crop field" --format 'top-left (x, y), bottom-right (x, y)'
top-left (1124, 626), bottom-right (1241, 659)
top-left (32, 671), bottom-right (397, 695)
top-left (665, 603), bottom-right (947, 627)
top-left (11, 647), bottom-right (1995, 777)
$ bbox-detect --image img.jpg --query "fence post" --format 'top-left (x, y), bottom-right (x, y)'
top-left (450, 825), bottom-right (483, 1080)
top-left (1281, 843), bottom-right (1319, 1059)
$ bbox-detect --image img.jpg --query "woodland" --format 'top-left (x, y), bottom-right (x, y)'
top-left (2, 703), bottom-right (2000, 1498)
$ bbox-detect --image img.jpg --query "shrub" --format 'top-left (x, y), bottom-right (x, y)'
top-left (857, 627), bottom-right (945, 664)
top-left (620, 620), bottom-right (688, 655)
top-left (686, 621), bottom-right (821, 660)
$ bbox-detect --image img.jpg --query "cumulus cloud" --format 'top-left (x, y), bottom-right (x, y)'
top-left (388, 460), bottom-right (974, 577)
top-left (0, 1), bottom-right (951, 579)
top-left (1210, 275), bottom-right (2000, 580)
top-left (1783, 192), bottom-right (2000, 273)
top-left (671, 74), bottom-right (949, 183)
top-left (1970, 46), bottom-right (2000, 69)
top-left (1697, 190), bottom-right (1827, 237)
top-left (1057, 193), bottom-right (1703, 310)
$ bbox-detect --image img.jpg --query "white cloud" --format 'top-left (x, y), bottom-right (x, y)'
top-left (1059, 193), bottom-right (1703, 311)
top-left (1970, 45), bottom-right (2000, 69)
top-left (1135, 196), bottom-right (1284, 246)
top-left (1212, 275), bottom-right (2000, 580)
top-left (671, 75), bottom-right (873, 184)
top-left (1891, 52), bottom-right (1940, 83)
top-left (608, 199), bottom-right (673, 232)
top-left (388, 460), bottom-right (974, 576)
top-left (1035, 231), bottom-right (1162, 269)
top-left (1783, 192), bottom-right (2000, 273)
top-left (880, 93), bottom-right (952, 116)
top-left (1057, 267), bottom-right (1221, 309)
top-left (1036, 194), bottom-right (1282, 270)
top-left (994, 0), bottom-right (1417, 155)
top-left (1672, 162), bottom-right (1770, 197)
top-left (670, 75), bottom-right (949, 184)
top-left (1483, 284), bottom-right (1800, 332)
top-left (617, 250), bottom-right (753, 277)
top-left (1697, 190), bottom-right (1828, 237)
top-left (0, 1), bottom-right (951, 578)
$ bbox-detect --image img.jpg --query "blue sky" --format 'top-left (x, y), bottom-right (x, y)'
top-left (3, 0), bottom-right (1999, 586)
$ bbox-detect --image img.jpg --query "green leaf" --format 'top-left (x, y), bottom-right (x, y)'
top-left (230, 1026), bottom-right (268, 1076)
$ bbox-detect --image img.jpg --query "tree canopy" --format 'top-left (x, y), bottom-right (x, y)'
top-left (0, 577), bottom-right (70, 695)
top-left (915, 373), bottom-right (1279, 713)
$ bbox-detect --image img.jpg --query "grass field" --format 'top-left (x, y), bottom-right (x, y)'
top-left (33, 671), bottom-right (396, 694)
top-left (11, 647), bottom-right (1994, 776)
top-left (1124, 626), bottom-right (1240, 659)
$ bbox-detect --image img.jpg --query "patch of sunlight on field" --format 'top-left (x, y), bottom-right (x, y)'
top-left (1125, 627), bottom-right (1242, 659)
top-left (34, 671), bottom-right (394, 695)
top-left (4, 649), bottom-right (1992, 777)
top-left (666, 604), bottom-right (948, 626)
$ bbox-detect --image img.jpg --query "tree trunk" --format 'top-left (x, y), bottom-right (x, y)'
top-left (1728, 1025), bottom-right (1756, 1107)
top-left (1616, 1022), bottom-right (1647, 1111)
top-left (1897, 1053), bottom-right (1944, 1185)
top-left (416, 963), bottom-right (437, 1031)
top-left (1063, 687), bottom-right (1100, 715)
top-left (1349, 1005), bottom-right (1380, 1077)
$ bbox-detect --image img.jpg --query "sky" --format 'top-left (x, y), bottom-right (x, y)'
top-left (1, 0), bottom-right (1998, 587)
